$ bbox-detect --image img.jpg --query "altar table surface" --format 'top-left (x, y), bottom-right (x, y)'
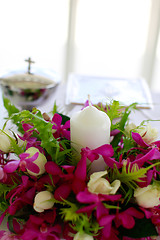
top-left (0, 82), bottom-right (160, 135)
top-left (0, 82), bottom-right (160, 236)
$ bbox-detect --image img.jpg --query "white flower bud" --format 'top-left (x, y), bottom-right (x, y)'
top-left (87, 170), bottom-right (120, 195)
top-left (0, 130), bottom-right (13, 153)
top-left (26, 147), bottom-right (47, 176)
top-left (33, 190), bottom-right (54, 212)
top-left (134, 184), bottom-right (160, 208)
top-left (74, 232), bottom-right (94, 240)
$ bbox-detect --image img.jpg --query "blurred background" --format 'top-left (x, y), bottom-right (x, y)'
top-left (0, 0), bottom-right (160, 92)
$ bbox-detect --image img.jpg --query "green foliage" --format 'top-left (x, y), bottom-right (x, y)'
top-left (106, 100), bottom-right (123, 130)
top-left (0, 182), bottom-right (18, 212)
top-left (111, 102), bottom-right (137, 148)
top-left (111, 162), bottom-right (160, 203)
top-left (60, 199), bottom-right (100, 236)
top-left (60, 199), bottom-right (80, 222)
top-left (3, 96), bottom-right (20, 117)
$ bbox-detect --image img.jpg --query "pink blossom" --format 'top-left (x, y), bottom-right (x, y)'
top-left (51, 113), bottom-right (70, 140)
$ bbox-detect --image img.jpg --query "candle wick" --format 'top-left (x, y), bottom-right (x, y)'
top-left (88, 94), bottom-right (92, 106)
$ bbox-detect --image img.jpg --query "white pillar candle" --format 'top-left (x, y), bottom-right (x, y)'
top-left (70, 105), bottom-right (111, 172)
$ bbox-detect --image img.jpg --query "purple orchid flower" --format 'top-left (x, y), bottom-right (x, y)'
top-left (4, 151), bottom-right (40, 174)
top-left (132, 132), bottom-right (150, 148)
top-left (76, 188), bottom-right (121, 216)
top-left (51, 113), bottom-right (70, 140)
top-left (115, 207), bottom-right (144, 229)
top-left (21, 210), bottom-right (61, 240)
top-left (96, 201), bottom-right (116, 239)
top-left (18, 123), bottom-right (43, 153)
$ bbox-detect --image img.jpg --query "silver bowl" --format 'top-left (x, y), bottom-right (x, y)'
top-left (0, 68), bottom-right (61, 110)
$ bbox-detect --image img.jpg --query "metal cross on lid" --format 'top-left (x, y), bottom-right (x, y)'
top-left (25, 57), bottom-right (35, 74)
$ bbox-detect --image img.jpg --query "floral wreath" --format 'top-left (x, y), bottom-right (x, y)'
top-left (0, 97), bottom-right (160, 240)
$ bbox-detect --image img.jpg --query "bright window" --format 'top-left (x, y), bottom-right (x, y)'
top-left (0, 0), bottom-right (160, 92)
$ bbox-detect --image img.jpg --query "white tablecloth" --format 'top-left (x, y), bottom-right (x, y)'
top-left (1, 82), bottom-right (160, 134)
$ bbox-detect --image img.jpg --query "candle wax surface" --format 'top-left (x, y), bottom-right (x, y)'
top-left (70, 105), bottom-right (111, 153)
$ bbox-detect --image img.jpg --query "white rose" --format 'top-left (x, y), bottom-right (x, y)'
top-left (125, 123), bottom-right (137, 137)
top-left (74, 232), bottom-right (94, 240)
top-left (87, 170), bottom-right (120, 195)
top-left (25, 147), bottom-right (47, 176)
top-left (0, 130), bottom-right (13, 153)
top-left (137, 123), bottom-right (158, 144)
top-left (125, 123), bottom-right (158, 144)
top-left (134, 184), bottom-right (160, 208)
top-left (33, 190), bottom-right (54, 212)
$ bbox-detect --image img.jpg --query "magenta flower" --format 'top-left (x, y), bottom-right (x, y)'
top-left (115, 207), bottom-right (144, 229)
top-left (21, 210), bottom-right (61, 240)
top-left (77, 188), bottom-right (121, 215)
top-left (4, 151), bottom-right (40, 174)
top-left (18, 123), bottom-right (43, 153)
top-left (51, 113), bottom-right (70, 140)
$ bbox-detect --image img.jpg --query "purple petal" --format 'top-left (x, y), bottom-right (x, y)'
top-left (19, 152), bottom-right (30, 160)
top-left (102, 223), bottom-right (112, 238)
top-left (111, 129), bottom-right (120, 136)
top-left (30, 215), bottom-right (44, 225)
top-left (99, 194), bottom-right (122, 202)
top-left (99, 214), bottom-right (115, 227)
top-left (76, 203), bottom-right (97, 214)
top-left (119, 213), bottom-right (135, 229)
top-left (26, 152), bottom-right (39, 162)
top-left (132, 132), bottom-right (149, 147)
top-left (62, 129), bottom-right (70, 140)
top-left (72, 177), bottom-right (86, 194)
top-left (74, 152), bottom-right (87, 180)
top-left (52, 113), bottom-right (62, 127)
top-left (132, 148), bottom-right (160, 167)
top-left (22, 123), bottom-right (34, 131)
top-left (45, 161), bottom-right (62, 175)
top-left (96, 202), bottom-right (109, 220)
top-left (61, 165), bottom-right (75, 173)
top-left (103, 157), bottom-right (122, 169)
top-left (54, 183), bottom-right (71, 201)
top-left (4, 160), bottom-right (20, 173)
top-left (21, 175), bottom-right (29, 186)
top-left (63, 120), bottom-right (70, 129)
top-left (125, 207), bottom-right (144, 219)
top-left (93, 144), bottom-right (114, 157)
top-left (76, 189), bottom-right (99, 203)
top-left (26, 161), bottom-right (40, 173)
top-left (21, 187), bottom-right (36, 204)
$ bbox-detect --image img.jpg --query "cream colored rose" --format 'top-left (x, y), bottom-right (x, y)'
top-left (74, 232), bottom-right (94, 240)
top-left (137, 123), bottom-right (158, 144)
top-left (33, 190), bottom-right (54, 212)
top-left (0, 130), bottom-right (14, 153)
top-left (87, 170), bottom-right (120, 195)
top-left (134, 184), bottom-right (160, 208)
top-left (25, 147), bottom-right (47, 176)
top-left (125, 123), bottom-right (137, 137)
top-left (125, 122), bottom-right (158, 144)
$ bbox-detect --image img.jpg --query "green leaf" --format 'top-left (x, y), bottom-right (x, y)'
top-left (3, 96), bottom-right (20, 117)
top-left (111, 102), bottom-right (137, 148)
top-left (119, 217), bottom-right (158, 238)
top-left (8, 109), bottom-right (60, 157)
top-left (8, 216), bottom-right (15, 233)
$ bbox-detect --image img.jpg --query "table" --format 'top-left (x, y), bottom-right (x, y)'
top-left (1, 82), bottom-right (160, 135)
